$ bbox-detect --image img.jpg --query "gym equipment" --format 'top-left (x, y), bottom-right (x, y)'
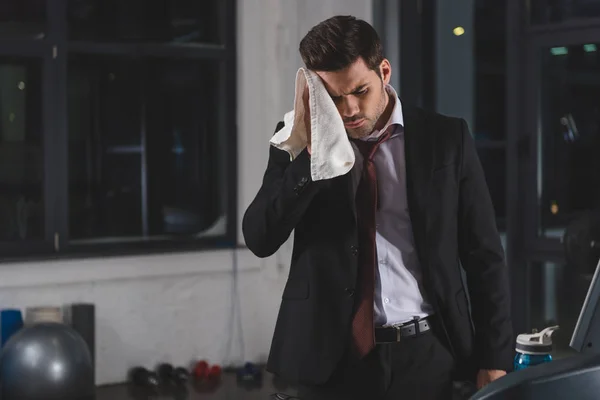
top-left (129, 366), bottom-right (159, 389)
top-left (563, 210), bottom-right (600, 276)
top-left (25, 306), bottom-right (63, 325)
top-left (272, 374), bottom-right (291, 391)
top-left (70, 303), bottom-right (96, 381)
top-left (471, 259), bottom-right (600, 399)
top-left (0, 309), bottom-right (23, 347)
top-left (207, 364), bottom-right (222, 380)
top-left (0, 322), bottom-right (94, 400)
top-left (236, 361), bottom-right (263, 389)
top-left (192, 360), bottom-right (221, 382)
top-left (191, 360), bottom-right (221, 393)
top-left (470, 353), bottom-right (600, 399)
top-left (156, 362), bottom-right (189, 385)
top-left (571, 257), bottom-right (600, 353)
top-left (193, 360), bottom-right (210, 379)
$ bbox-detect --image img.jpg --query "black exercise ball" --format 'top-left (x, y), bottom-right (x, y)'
top-left (0, 322), bottom-right (95, 400)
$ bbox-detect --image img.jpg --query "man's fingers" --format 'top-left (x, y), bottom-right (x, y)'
top-left (303, 84), bottom-right (311, 139)
top-left (302, 84), bottom-right (309, 105)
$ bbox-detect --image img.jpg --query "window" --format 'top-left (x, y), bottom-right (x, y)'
top-left (537, 42), bottom-right (600, 239)
top-left (0, 0), bottom-right (45, 39)
top-left (67, 0), bottom-right (222, 44)
top-left (0, 0), bottom-right (236, 260)
top-left (530, 0), bottom-right (600, 25)
top-left (0, 57), bottom-right (44, 242)
top-left (474, 0), bottom-right (507, 230)
top-left (431, 0), bottom-right (508, 230)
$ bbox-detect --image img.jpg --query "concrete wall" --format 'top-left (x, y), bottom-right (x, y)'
top-left (0, 0), bottom-right (372, 386)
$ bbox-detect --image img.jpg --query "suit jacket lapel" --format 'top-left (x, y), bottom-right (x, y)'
top-left (402, 101), bottom-right (435, 273)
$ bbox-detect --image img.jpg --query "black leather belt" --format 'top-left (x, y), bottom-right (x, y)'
top-left (375, 317), bottom-right (431, 343)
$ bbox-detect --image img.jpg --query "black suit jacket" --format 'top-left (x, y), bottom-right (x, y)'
top-left (242, 102), bottom-right (513, 386)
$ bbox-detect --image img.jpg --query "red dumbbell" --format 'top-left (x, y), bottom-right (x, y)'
top-left (207, 364), bottom-right (222, 380)
top-left (192, 360), bottom-right (222, 393)
top-left (193, 361), bottom-right (222, 381)
top-left (193, 360), bottom-right (209, 380)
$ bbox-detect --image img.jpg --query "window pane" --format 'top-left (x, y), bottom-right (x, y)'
top-left (435, 0), bottom-right (507, 223)
top-left (477, 148), bottom-right (506, 229)
top-left (67, 0), bottom-right (221, 44)
top-left (67, 55), bottom-right (224, 243)
top-left (531, 0), bottom-right (600, 24)
top-left (474, 0), bottom-right (506, 142)
top-left (68, 56), bottom-right (142, 240)
top-left (145, 59), bottom-right (224, 237)
top-left (0, 0), bottom-right (45, 39)
top-left (436, 0), bottom-right (507, 142)
top-left (538, 43), bottom-right (600, 239)
top-left (474, 74), bottom-right (505, 142)
top-left (0, 57), bottom-right (44, 241)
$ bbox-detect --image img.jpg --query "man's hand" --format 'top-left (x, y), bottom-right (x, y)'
top-left (476, 369), bottom-right (506, 389)
top-left (302, 83), bottom-right (311, 155)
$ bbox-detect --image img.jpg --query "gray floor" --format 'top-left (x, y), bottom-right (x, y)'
top-left (96, 371), bottom-right (298, 400)
top-left (95, 370), bottom-right (482, 399)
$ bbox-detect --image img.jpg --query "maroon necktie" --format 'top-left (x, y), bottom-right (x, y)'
top-left (351, 127), bottom-right (393, 358)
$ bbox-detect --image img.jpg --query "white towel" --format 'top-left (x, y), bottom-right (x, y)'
top-left (270, 68), bottom-right (355, 181)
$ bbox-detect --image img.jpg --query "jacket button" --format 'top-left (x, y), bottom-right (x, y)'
top-left (345, 288), bottom-right (355, 297)
top-left (350, 245), bottom-right (358, 256)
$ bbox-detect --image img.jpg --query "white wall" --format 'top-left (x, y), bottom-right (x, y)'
top-left (0, 0), bottom-right (372, 386)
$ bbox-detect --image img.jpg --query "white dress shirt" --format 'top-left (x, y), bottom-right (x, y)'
top-left (351, 85), bottom-right (434, 327)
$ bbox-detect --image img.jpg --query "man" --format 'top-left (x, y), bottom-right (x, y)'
top-left (243, 15), bottom-right (513, 400)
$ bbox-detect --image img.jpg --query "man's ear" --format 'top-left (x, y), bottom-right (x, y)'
top-left (380, 59), bottom-right (392, 85)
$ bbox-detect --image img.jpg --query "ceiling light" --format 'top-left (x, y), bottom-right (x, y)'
top-left (453, 26), bottom-right (465, 36)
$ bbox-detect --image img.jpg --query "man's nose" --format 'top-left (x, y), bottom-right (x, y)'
top-left (340, 97), bottom-right (360, 118)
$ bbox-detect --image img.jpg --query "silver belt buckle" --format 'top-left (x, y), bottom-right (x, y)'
top-left (412, 316), bottom-right (421, 335)
top-left (394, 325), bottom-right (402, 342)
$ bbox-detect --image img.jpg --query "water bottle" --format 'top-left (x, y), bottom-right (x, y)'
top-left (514, 325), bottom-right (559, 371)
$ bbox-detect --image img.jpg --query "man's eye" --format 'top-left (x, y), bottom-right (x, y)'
top-left (355, 89), bottom-right (368, 96)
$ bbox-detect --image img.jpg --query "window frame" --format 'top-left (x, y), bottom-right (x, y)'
top-left (0, 0), bottom-right (237, 262)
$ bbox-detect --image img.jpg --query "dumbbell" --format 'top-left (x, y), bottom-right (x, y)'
top-left (156, 363), bottom-right (190, 385)
top-left (129, 366), bottom-right (160, 391)
top-left (236, 362), bottom-right (263, 389)
top-left (193, 360), bottom-right (222, 381)
top-left (192, 360), bottom-right (222, 392)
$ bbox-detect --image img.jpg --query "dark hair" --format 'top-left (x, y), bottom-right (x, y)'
top-left (299, 15), bottom-right (384, 74)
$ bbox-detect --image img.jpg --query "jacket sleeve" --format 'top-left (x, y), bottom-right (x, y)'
top-left (457, 118), bottom-right (514, 372)
top-left (242, 122), bottom-right (330, 258)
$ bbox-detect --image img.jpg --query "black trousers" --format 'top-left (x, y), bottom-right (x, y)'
top-left (297, 320), bottom-right (456, 400)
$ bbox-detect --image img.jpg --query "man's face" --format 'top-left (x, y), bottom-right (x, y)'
top-left (316, 57), bottom-right (392, 139)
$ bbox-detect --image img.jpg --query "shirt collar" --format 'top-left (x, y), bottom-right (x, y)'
top-left (362, 84), bottom-right (404, 141)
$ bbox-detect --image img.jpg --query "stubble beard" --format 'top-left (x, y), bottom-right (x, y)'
top-left (346, 86), bottom-right (388, 140)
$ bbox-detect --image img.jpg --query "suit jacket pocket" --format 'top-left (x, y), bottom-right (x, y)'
top-left (282, 279), bottom-right (309, 300)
